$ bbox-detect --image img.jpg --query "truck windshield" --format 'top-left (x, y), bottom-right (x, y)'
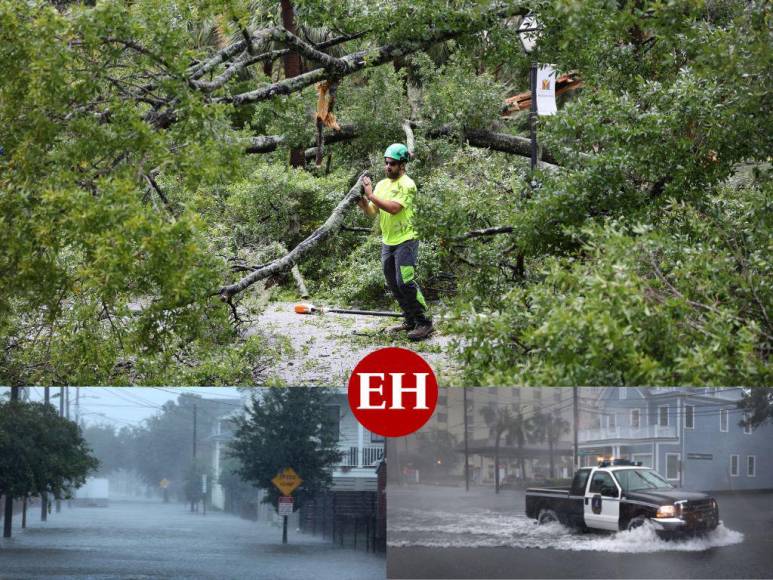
top-left (613, 469), bottom-right (674, 492)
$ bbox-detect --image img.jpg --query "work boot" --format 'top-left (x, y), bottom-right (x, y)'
top-left (387, 320), bottom-right (415, 334)
top-left (407, 322), bottom-right (434, 341)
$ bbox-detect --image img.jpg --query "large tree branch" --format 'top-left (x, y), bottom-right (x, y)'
top-left (427, 126), bottom-right (560, 165)
top-left (244, 123), bottom-right (359, 155)
top-left (218, 172), bottom-right (369, 300)
top-left (191, 32), bottom-right (362, 93)
top-left (217, 6), bottom-right (528, 106)
top-left (455, 226), bottom-right (514, 240)
top-left (244, 123), bottom-right (564, 166)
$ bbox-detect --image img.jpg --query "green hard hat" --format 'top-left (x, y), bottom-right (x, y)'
top-left (384, 143), bottom-right (410, 163)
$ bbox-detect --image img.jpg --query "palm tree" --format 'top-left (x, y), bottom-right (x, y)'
top-left (529, 411), bottom-right (570, 479)
top-left (479, 406), bottom-right (528, 493)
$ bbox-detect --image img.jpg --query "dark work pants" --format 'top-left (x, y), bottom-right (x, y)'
top-left (381, 239), bottom-right (430, 326)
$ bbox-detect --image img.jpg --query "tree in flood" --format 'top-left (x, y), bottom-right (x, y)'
top-left (0, 400), bottom-right (98, 537)
top-left (228, 388), bottom-right (342, 509)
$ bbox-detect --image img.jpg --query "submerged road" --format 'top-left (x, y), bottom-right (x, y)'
top-left (387, 485), bottom-right (773, 579)
top-left (0, 498), bottom-right (384, 580)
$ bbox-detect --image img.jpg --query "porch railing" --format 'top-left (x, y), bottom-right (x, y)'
top-left (579, 424), bottom-right (677, 442)
top-left (340, 446), bottom-right (384, 468)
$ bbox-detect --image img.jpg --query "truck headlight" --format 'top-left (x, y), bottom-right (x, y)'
top-left (656, 505), bottom-right (677, 518)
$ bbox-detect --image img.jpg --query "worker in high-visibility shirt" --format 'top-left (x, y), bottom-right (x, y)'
top-left (358, 143), bottom-right (433, 341)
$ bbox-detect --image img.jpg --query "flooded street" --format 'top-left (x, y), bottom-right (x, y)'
top-left (388, 485), bottom-right (772, 578)
top-left (0, 499), bottom-right (384, 579)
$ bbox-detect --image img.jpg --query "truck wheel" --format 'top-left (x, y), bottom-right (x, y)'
top-left (538, 508), bottom-right (559, 525)
top-left (626, 515), bottom-right (647, 532)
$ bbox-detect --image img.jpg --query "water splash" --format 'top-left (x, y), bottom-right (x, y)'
top-left (388, 508), bottom-right (744, 552)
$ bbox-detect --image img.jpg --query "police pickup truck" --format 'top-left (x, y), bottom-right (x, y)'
top-left (525, 459), bottom-right (719, 535)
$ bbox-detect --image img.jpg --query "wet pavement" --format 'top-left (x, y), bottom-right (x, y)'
top-left (387, 484), bottom-right (773, 578)
top-left (0, 498), bottom-right (384, 579)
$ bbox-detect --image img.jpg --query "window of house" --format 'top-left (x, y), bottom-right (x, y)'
top-left (620, 387), bottom-right (627, 400)
top-left (720, 409), bottom-right (728, 432)
top-left (743, 414), bottom-right (752, 435)
top-left (685, 405), bottom-right (694, 429)
top-left (631, 409), bottom-right (641, 429)
top-left (605, 413), bottom-right (616, 429)
top-left (665, 453), bottom-right (680, 481)
top-left (659, 406), bottom-right (669, 427)
top-left (747, 456), bottom-right (756, 477)
top-left (325, 405), bottom-right (340, 441)
top-left (370, 431), bottom-right (385, 443)
top-left (730, 455), bottom-right (739, 477)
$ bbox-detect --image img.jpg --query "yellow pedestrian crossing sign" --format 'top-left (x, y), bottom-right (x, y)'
top-left (271, 467), bottom-right (302, 496)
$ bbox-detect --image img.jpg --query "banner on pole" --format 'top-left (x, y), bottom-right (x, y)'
top-left (536, 65), bottom-right (557, 116)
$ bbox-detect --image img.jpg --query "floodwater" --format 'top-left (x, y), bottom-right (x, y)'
top-left (0, 498), bottom-right (384, 579)
top-left (387, 485), bottom-right (771, 579)
top-left (388, 507), bottom-right (744, 552)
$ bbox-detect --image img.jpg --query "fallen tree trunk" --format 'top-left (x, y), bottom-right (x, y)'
top-left (218, 173), bottom-right (368, 300)
top-left (248, 124), bottom-right (564, 166)
top-left (427, 126), bottom-right (561, 166)
top-left (245, 124), bottom-right (358, 155)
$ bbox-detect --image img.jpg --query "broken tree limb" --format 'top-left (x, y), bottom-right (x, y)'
top-left (218, 172), bottom-right (369, 300)
top-left (455, 226), bottom-right (515, 240)
top-left (247, 122), bottom-right (566, 167)
top-left (245, 123), bottom-right (358, 155)
top-left (427, 126), bottom-right (561, 165)
top-left (402, 120), bottom-right (416, 158)
top-left (291, 265), bottom-right (310, 298)
top-left (217, 6), bottom-right (528, 107)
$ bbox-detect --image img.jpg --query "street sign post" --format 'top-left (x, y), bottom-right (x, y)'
top-left (271, 468), bottom-right (302, 544)
top-left (271, 467), bottom-right (302, 497)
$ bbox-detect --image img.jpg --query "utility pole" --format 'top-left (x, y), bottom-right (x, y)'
top-left (463, 387), bottom-right (470, 492)
top-left (191, 404), bottom-right (197, 513)
top-left (57, 387), bottom-right (64, 513)
top-left (529, 61), bottom-right (538, 175)
top-left (193, 404), bottom-right (197, 460)
top-left (65, 386), bottom-right (70, 420)
top-left (76, 387), bottom-right (80, 426)
top-left (41, 387), bottom-right (50, 521)
top-left (573, 387), bottom-right (579, 469)
top-left (3, 387), bottom-right (20, 538)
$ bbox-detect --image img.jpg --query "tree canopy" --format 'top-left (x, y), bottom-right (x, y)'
top-left (0, 401), bottom-right (99, 502)
top-left (1, 0), bottom-right (769, 385)
top-left (738, 387), bottom-right (773, 429)
top-left (228, 387), bottom-right (342, 509)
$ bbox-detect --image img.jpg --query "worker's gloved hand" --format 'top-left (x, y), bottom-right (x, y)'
top-left (361, 175), bottom-right (373, 197)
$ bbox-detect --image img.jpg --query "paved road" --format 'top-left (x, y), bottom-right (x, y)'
top-left (0, 498), bottom-right (384, 580)
top-left (387, 485), bottom-right (773, 578)
top-left (248, 302), bottom-right (455, 385)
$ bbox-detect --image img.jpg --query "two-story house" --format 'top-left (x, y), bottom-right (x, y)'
top-left (207, 388), bottom-right (384, 514)
top-left (578, 387), bottom-right (772, 491)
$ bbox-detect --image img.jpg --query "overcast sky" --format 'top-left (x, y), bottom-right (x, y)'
top-left (0, 387), bottom-right (245, 428)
